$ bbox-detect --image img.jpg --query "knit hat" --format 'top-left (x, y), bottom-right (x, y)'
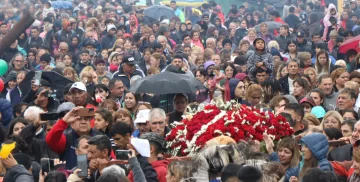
top-left (237, 166), bottom-right (263, 182)
top-left (222, 38), bottom-right (232, 47)
top-left (62, 20), bottom-right (71, 30)
top-left (40, 53), bottom-right (51, 63)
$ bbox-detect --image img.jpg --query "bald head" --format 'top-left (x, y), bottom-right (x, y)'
top-left (59, 42), bottom-right (69, 53)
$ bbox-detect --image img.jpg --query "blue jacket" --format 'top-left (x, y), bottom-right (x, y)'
top-left (0, 98), bottom-right (12, 128)
top-left (269, 152), bottom-right (298, 182)
top-left (299, 133), bottom-right (333, 171)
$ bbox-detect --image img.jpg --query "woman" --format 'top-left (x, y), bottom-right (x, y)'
top-left (63, 67), bottom-right (80, 82)
top-left (61, 53), bottom-right (73, 67)
top-left (340, 119), bottom-right (356, 137)
top-left (114, 108), bottom-right (134, 129)
top-left (321, 111), bottom-right (343, 129)
top-left (168, 94), bottom-right (188, 125)
top-left (309, 88), bottom-right (325, 108)
top-left (223, 62), bottom-right (237, 79)
top-left (304, 68), bottom-right (317, 88)
top-left (242, 28), bottom-right (256, 44)
top-left (291, 133), bottom-right (333, 181)
top-left (262, 78), bottom-right (282, 104)
top-left (283, 40), bottom-right (298, 61)
top-left (229, 78), bottom-right (249, 105)
top-left (69, 35), bottom-right (80, 54)
top-left (79, 66), bottom-right (97, 95)
top-left (264, 136), bottom-right (300, 182)
top-left (276, 63), bottom-right (288, 80)
top-left (293, 78), bottom-right (310, 101)
top-left (315, 50), bottom-right (332, 75)
top-left (269, 95), bottom-right (290, 113)
top-left (303, 113), bottom-right (321, 126)
top-left (341, 110), bottom-right (359, 120)
top-left (124, 92), bottom-right (139, 116)
top-left (330, 67), bottom-right (349, 92)
top-left (93, 84), bottom-right (110, 106)
top-left (245, 84), bottom-right (263, 106)
top-left (138, 48), bottom-right (153, 76)
top-left (191, 30), bottom-right (204, 51)
top-left (86, 18), bottom-right (100, 41)
top-left (94, 108), bottom-right (113, 137)
top-left (107, 52), bottom-right (121, 73)
top-left (101, 99), bottom-right (119, 116)
top-left (195, 68), bottom-right (209, 103)
top-left (238, 40), bottom-right (250, 55)
top-left (7, 117), bottom-right (29, 138)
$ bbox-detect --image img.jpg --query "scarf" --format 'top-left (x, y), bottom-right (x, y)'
top-left (109, 64), bottom-right (118, 73)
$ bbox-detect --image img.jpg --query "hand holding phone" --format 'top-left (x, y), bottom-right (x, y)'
top-left (41, 158), bottom-right (50, 175)
top-left (77, 155), bottom-right (88, 178)
top-left (116, 150), bottom-right (132, 160)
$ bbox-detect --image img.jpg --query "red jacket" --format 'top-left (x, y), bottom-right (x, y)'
top-left (128, 159), bottom-right (170, 182)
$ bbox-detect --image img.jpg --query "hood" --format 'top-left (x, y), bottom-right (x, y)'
top-left (151, 159), bottom-right (170, 168)
top-left (253, 37), bottom-right (266, 51)
top-left (309, 13), bottom-right (319, 24)
top-left (300, 133), bottom-right (329, 160)
top-left (229, 78), bottom-right (240, 99)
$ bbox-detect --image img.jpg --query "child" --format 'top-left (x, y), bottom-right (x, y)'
top-left (322, 4), bottom-right (341, 41)
top-left (247, 38), bottom-right (274, 81)
top-left (325, 17), bottom-right (341, 42)
top-left (298, 52), bottom-right (313, 72)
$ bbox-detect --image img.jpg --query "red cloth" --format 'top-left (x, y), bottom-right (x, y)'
top-left (224, 79), bottom-right (231, 102)
top-left (129, 15), bottom-right (139, 33)
top-left (45, 119), bottom-right (69, 154)
top-left (273, 17), bottom-right (285, 36)
top-left (85, 103), bottom-right (97, 128)
top-left (128, 159), bottom-right (170, 182)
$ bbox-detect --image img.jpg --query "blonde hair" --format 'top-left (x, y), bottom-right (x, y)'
top-left (330, 67), bottom-right (347, 85)
top-left (63, 67), bottom-right (80, 82)
top-left (303, 113), bottom-right (321, 126)
top-left (276, 63), bottom-right (287, 80)
top-left (79, 66), bottom-right (95, 82)
top-left (297, 52), bottom-right (312, 62)
top-left (304, 67), bottom-right (317, 84)
top-left (245, 84), bottom-right (263, 101)
top-left (335, 60), bottom-right (346, 68)
top-left (147, 67), bottom-right (160, 75)
top-left (321, 111), bottom-right (343, 129)
top-left (43, 65), bottom-right (53, 71)
top-left (268, 41), bottom-right (280, 51)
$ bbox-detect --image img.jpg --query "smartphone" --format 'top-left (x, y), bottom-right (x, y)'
top-left (77, 155), bottom-right (88, 177)
top-left (115, 150), bottom-right (131, 160)
top-left (40, 158), bottom-right (50, 175)
top-left (77, 108), bottom-right (95, 117)
top-left (40, 113), bottom-right (59, 121)
top-left (34, 71), bottom-right (42, 86)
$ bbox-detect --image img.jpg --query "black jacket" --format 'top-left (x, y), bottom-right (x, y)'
top-left (112, 67), bottom-right (144, 89)
top-left (3, 164), bottom-right (34, 182)
top-left (234, 28), bottom-right (248, 46)
top-left (20, 124), bottom-right (59, 163)
top-left (327, 144), bottom-right (352, 162)
top-left (101, 34), bottom-right (116, 49)
top-left (284, 14), bottom-right (301, 29)
top-left (137, 155), bottom-right (159, 182)
top-left (74, 61), bottom-right (94, 75)
top-left (279, 74), bottom-right (290, 95)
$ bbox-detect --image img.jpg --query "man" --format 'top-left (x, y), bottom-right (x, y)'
top-left (140, 132), bottom-right (169, 182)
top-left (148, 108), bottom-right (171, 137)
top-left (183, 45), bottom-right (192, 57)
top-left (295, 32), bottom-right (312, 52)
top-left (58, 42), bottom-right (69, 54)
top-left (133, 109), bottom-right (151, 137)
top-left (298, 4), bottom-right (308, 24)
top-left (182, 34), bottom-right (192, 46)
top-left (345, 81), bottom-right (360, 111)
top-left (88, 135), bottom-right (112, 181)
top-left (46, 107), bottom-right (99, 169)
top-left (275, 25), bottom-right (294, 52)
top-left (110, 122), bottom-right (133, 150)
top-left (7, 53), bottom-right (27, 74)
top-left (1, 40), bottom-right (23, 63)
top-left (74, 49), bottom-right (93, 74)
top-left (328, 120), bottom-right (360, 161)
top-left (222, 38), bottom-right (233, 52)
top-left (279, 59), bottom-right (300, 95)
top-left (211, 54), bottom-right (221, 66)
top-left (255, 68), bottom-right (269, 85)
top-left (284, 6), bottom-right (301, 29)
top-left (58, 20), bottom-right (75, 44)
top-left (317, 74), bottom-right (338, 111)
top-left (351, 0), bottom-right (360, 18)
top-left (112, 56), bottom-right (144, 89)
top-left (257, 23), bottom-right (275, 44)
top-left (0, 23), bottom-right (8, 36)
top-left (170, 54), bottom-right (183, 69)
top-left (24, 27), bottom-right (46, 53)
top-left (206, 38), bottom-right (216, 51)
top-left (282, 103), bottom-right (305, 135)
top-left (101, 24), bottom-right (117, 49)
top-left (78, 31), bottom-right (101, 52)
top-left (109, 78), bottom-right (125, 107)
top-left (75, 135), bottom-right (90, 155)
top-left (170, 1), bottom-right (185, 23)
top-left (29, 87), bottom-right (59, 113)
top-left (336, 88), bottom-right (356, 111)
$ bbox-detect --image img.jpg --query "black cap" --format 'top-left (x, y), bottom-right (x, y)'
top-left (297, 31), bottom-right (305, 37)
top-left (132, 33), bottom-right (142, 43)
top-left (122, 56), bottom-right (136, 65)
top-left (40, 53), bottom-right (51, 63)
top-left (153, 42), bottom-right (163, 50)
top-left (222, 38), bottom-right (232, 47)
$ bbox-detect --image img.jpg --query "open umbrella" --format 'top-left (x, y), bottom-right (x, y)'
top-left (144, 5), bottom-right (175, 21)
top-left (50, 1), bottom-right (73, 9)
top-left (19, 71), bottom-right (74, 99)
top-left (254, 21), bottom-right (282, 32)
top-left (339, 35), bottom-right (360, 54)
top-left (130, 72), bottom-right (206, 94)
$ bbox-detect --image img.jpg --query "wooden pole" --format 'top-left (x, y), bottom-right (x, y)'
top-left (0, 11), bottom-right (35, 56)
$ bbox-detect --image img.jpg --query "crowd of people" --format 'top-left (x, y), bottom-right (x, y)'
top-left (1, 0), bottom-right (360, 181)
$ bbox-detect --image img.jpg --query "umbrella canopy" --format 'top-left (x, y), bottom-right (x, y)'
top-left (144, 5), bottom-right (175, 21)
top-left (130, 72), bottom-right (206, 94)
top-left (19, 71), bottom-right (74, 99)
top-left (339, 35), bottom-right (360, 54)
top-left (50, 1), bottom-right (73, 9)
top-left (254, 21), bottom-right (282, 32)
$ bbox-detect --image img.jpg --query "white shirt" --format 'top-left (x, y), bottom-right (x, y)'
top-left (288, 77), bottom-right (294, 95)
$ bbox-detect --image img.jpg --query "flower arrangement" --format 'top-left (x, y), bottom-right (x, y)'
top-left (166, 100), bottom-right (294, 156)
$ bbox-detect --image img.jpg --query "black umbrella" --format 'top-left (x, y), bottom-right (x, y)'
top-left (19, 71), bottom-right (74, 99)
top-left (144, 5), bottom-right (175, 21)
top-left (130, 72), bottom-right (206, 94)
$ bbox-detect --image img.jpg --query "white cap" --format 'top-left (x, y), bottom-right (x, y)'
top-left (69, 82), bottom-right (87, 92)
top-left (107, 24), bottom-right (116, 32)
top-left (161, 19), bottom-right (170, 25)
top-left (134, 109), bottom-right (150, 124)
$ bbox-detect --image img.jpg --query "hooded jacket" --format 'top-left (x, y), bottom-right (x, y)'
top-left (151, 159), bottom-right (170, 182)
top-left (247, 38), bottom-right (274, 81)
top-left (323, 4), bottom-right (341, 40)
top-left (112, 66), bottom-right (144, 89)
top-left (3, 164), bottom-right (34, 182)
top-left (275, 33), bottom-right (295, 52)
top-left (229, 78), bottom-right (250, 105)
top-left (300, 133), bottom-right (333, 171)
top-left (0, 98), bottom-right (12, 127)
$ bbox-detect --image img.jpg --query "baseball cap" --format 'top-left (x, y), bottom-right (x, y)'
top-left (69, 82), bottom-right (87, 92)
top-left (300, 97), bottom-right (315, 107)
top-left (57, 102), bottom-right (75, 114)
top-left (134, 109), bottom-right (150, 124)
top-left (297, 31), bottom-right (305, 37)
top-left (122, 56), bottom-right (136, 65)
top-left (311, 106), bottom-right (326, 119)
top-left (107, 24), bottom-right (116, 32)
